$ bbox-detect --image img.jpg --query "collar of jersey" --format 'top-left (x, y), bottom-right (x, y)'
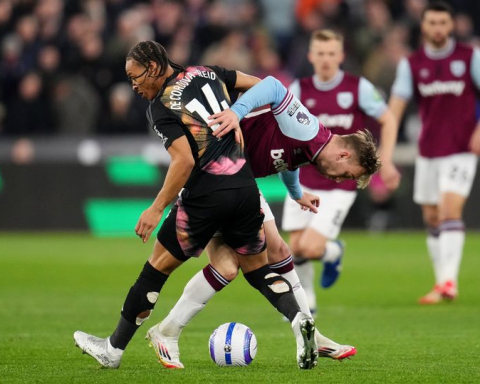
top-left (151, 69), bottom-right (182, 103)
top-left (424, 38), bottom-right (455, 60)
top-left (312, 70), bottom-right (344, 91)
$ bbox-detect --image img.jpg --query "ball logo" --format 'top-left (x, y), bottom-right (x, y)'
top-left (296, 111), bottom-right (310, 125)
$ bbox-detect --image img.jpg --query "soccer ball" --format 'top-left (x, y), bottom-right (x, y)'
top-left (208, 322), bottom-right (257, 367)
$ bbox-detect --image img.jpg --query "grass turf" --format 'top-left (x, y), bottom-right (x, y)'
top-left (1, 231), bottom-right (480, 383)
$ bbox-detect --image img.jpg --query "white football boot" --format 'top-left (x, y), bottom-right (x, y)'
top-left (146, 324), bottom-right (184, 369)
top-left (315, 330), bottom-right (357, 360)
top-left (291, 312), bottom-right (318, 369)
top-left (74, 331), bottom-right (122, 368)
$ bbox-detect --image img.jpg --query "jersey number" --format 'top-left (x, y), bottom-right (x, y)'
top-left (185, 84), bottom-right (229, 131)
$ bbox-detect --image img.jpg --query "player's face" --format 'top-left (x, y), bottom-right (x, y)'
top-left (308, 39), bottom-right (344, 82)
top-left (421, 11), bottom-right (453, 48)
top-left (315, 153), bottom-right (365, 183)
top-left (125, 59), bottom-right (161, 101)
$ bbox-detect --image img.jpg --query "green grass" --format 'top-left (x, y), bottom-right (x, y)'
top-left (1, 232), bottom-right (480, 383)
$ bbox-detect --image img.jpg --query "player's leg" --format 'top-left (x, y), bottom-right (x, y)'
top-left (435, 153), bottom-right (477, 300)
top-left (74, 238), bottom-right (183, 368)
top-left (414, 155), bottom-right (451, 304)
top-left (261, 194), bottom-right (312, 318)
top-left (282, 194), bottom-right (317, 314)
top-left (149, 238), bottom-right (239, 368)
top-left (293, 190), bottom-right (355, 289)
top-left (267, 219), bottom-right (356, 360)
top-left (237, 249), bottom-right (317, 369)
top-left (224, 185), bottom-right (317, 369)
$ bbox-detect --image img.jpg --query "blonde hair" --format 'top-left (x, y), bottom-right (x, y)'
top-left (310, 29), bottom-right (344, 48)
top-left (341, 129), bottom-right (382, 189)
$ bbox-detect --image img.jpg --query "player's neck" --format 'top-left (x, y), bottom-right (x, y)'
top-left (313, 70), bottom-right (343, 91)
top-left (424, 37), bottom-right (454, 58)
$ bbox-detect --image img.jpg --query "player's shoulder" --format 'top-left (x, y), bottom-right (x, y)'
top-left (342, 72), bottom-right (361, 85)
top-left (454, 42), bottom-right (475, 57)
top-left (150, 97), bottom-right (176, 122)
top-left (298, 76), bottom-right (313, 87)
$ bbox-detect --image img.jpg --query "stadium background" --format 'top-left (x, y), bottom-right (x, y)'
top-left (1, 0), bottom-right (480, 234)
top-left (2, 2), bottom-right (480, 383)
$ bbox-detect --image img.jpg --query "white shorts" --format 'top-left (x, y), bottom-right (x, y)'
top-left (281, 186), bottom-right (357, 239)
top-left (413, 153), bottom-right (478, 205)
top-left (260, 191), bottom-right (275, 223)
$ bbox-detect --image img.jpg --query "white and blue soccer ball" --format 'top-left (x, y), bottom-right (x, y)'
top-left (208, 322), bottom-right (257, 367)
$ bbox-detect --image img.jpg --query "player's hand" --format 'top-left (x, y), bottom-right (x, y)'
top-left (294, 192), bottom-right (320, 213)
top-left (208, 110), bottom-right (242, 143)
top-left (135, 206), bottom-right (163, 243)
top-left (379, 161), bottom-right (401, 191)
top-left (468, 126), bottom-right (480, 155)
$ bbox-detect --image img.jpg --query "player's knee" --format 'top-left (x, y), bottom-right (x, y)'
top-left (219, 266), bottom-right (239, 282)
top-left (244, 265), bottom-right (292, 294)
top-left (211, 259), bottom-right (240, 282)
top-left (298, 241), bottom-right (326, 259)
top-left (423, 214), bottom-right (439, 228)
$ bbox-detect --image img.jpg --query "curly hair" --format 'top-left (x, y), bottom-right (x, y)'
top-left (126, 41), bottom-right (185, 79)
top-left (342, 129), bottom-right (382, 189)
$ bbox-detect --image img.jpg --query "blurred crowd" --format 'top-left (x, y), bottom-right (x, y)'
top-left (1, 0), bottom-right (479, 138)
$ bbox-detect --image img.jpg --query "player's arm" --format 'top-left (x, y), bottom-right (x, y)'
top-left (469, 106), bottom-right (480, 155)
top-left (208, 76), bottom-right (288, 137)
top-left (388, 57), bottom-right (413, 123)
top-left (135, 108), bottom-right (195, 243)
top-left (468, 50), bottom-right (480, 155)
top-left (135, 136), bottom-right (194, 243)
top-left (376, 109), bottom-right (401, 190)
top-left (359, 78), bottom-right (401, 190)
top-left (278, 170), bottom-right (319, 213)
top-left (234, 71), bottom-right (261, 92)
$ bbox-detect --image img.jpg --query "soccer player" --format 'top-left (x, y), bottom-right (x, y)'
top-left (73, 41), bottom-right (318, 370)
top-left (279, 29), bottom-right (400, 315)
top-left (389, 2), bottom-right (480, 304)
top-left (145, 75), bottom-right (381, 369)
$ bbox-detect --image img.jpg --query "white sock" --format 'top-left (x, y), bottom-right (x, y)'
top-left (293, 259), bottom-right (316, 312)
top-left (315, 329), bottom-right (339, 348)
top-left (322, 240), bottom-right (342, 263)
top-left (107, 338), bottom-right (124, 356)
top-left (438, 221), bottom-right (465, 284)
top-left (158, 270), bottom-right (216, 337)
top-left (426, 235), bottom-right (442, 284)
top-left (281, 269), bottom-right (312, 317)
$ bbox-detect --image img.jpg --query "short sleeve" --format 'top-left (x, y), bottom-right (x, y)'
top-left (149, 101), bottom-right (185, 150)
top-left (358, 77), bottom-right (387, 118)
top-left (391, 57), bottom-right (414, 100)
top-left (471, 48), bottom-right (480, 90)
top-left (288, 79), bottom-right (301, 99)
top-left (207, 66), bottom-right (237, 92)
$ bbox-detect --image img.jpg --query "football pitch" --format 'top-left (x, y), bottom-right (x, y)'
top-left (1, 231), bottom-right (479, 384)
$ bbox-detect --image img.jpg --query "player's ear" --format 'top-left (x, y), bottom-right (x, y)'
top-left (337, 151), bottom-right (351, 160)
top-left (148, 61), bottom-right (158, 76)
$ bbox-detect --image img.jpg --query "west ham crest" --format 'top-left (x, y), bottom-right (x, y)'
top-left (450, 60), bottom-right (465, 77)
top-left (337, 92), bottom-right (353, 109)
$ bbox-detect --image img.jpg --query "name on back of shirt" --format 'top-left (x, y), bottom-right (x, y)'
top-left (170, 70), bottom-right (217, 110)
